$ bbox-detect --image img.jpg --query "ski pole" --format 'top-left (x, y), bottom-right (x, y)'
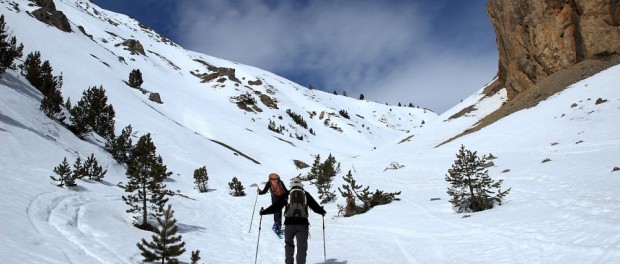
top-left (322, 213), bottom-right (326, 262)
top-left (249, 184), bottom-right (259, 233)
top-left (255, 210), bottom-right (263, 264)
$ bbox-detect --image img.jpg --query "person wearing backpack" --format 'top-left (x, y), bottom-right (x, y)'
top-left (257, 173), bottom-right (288, 235)
top-left (260, 178), bottom-right (326, 264)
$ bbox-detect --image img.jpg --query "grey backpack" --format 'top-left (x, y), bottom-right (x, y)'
top-left (285, 189), bottom-right (308, 218)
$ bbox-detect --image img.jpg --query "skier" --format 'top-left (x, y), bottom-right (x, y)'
top-left (260, 178), bottom-right (326, 264)
top-left (257, 173), bottom-right (288, 235)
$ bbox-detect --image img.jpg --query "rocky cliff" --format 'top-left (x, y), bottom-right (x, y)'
top-left (487, 0), bottom-right (620, 99)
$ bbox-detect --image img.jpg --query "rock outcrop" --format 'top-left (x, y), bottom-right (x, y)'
top-left (32, 0), bottom-right (72, 32)
top-left (116, 39), bottom-right (145, 55)
top-left (487, 0), bottom-right (620, 99)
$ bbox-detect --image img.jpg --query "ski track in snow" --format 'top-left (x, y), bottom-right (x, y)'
top-left (27, 191), bottom-right (127, 264)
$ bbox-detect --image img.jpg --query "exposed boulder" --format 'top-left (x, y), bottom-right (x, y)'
top-left (34, 0), bottom-right (56, 9)
top-left (116, 39), bottom-right (145, 55)
top-left (31, 0), bottom-right (72, 33)
top-left (248, 79), bottom-right (263, 86)
top-left (149, 93), bottom-right (163, 104)
top-left (487, 0), bottom-right (620, 100)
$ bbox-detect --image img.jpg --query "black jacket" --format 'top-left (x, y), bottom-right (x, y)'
top-left (258, 179), bottom-right (288, 197)
top-left (261, 187), bottom-right (326, 225)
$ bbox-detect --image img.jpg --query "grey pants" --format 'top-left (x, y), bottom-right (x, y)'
top-left (284, 225), bottom-right (309, 264)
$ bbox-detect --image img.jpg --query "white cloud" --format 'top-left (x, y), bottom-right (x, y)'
top-left (173, 0), bottom-right (498, 113)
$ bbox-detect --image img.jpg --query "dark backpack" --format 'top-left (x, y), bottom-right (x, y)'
top-left (285, 189), bottom-right (308, 218)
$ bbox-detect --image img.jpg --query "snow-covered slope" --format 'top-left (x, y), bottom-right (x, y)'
top-left (1, 0), bottom-right (619, 263)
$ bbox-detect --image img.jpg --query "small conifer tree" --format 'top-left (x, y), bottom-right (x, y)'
top-left (313, 168), bottom-right (336, 204)
top-left (191, 250), bottom-right (201, 264)
top-left (445, 145), bottom-right (511, 213)
top-left (338, 170), bottom-right (400, 217)
top-left (321, 153), bottom-right (340, 178)
top-left (121, 133), bottom-right (173, 230)
top-left (22, 51), bottom-right (42, 88)
top-left (0, 15), bottom-right (24, 77)
top-left (106, 124), bottom-right (133, 164)
top-left (72, 156), bottom-right (86, 179)
top-left (359, 93), bottom-right (364, 100)
top-left (137, 205), bottom-right (186, 263)
top-left (306, 154), bottom-right (321, 180)
top-left (228, 177), bottom-right (245, 196)
top-left (83, 153), bottom-right (106, 181)
top-left (193, 166), bottom-right (209, 193)
top-left (22, 52), bottom-right (65, 121)
top-left (128, 69), bottom-right (143, 88)
top-left (50, 157), bottom-right (76, 187)
top-left (69, 86), bottom-right (116, 140)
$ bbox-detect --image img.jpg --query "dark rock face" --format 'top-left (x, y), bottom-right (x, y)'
top-left (487, 0), bottom-right (620, 99)
top-left (31, 0), bottom-right (72, 33)
top-left (116, 39), bottom-right (145, 55)
top-left (149, 93), bottom-right (163, 104)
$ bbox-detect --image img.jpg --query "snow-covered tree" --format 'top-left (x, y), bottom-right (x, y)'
top-left (121, 133), bottom-right (173, 230)
top-left (193, 166), bottom-right (209, 193)
top-left (445, 145), bottom-right (511, 213)
top-left (136, 205), bottom-right (186, 263)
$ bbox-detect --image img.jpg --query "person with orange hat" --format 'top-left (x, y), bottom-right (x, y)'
top-left (257, 173), bottom-right (288, 235)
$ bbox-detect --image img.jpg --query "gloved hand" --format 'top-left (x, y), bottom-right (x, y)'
top-left (256, 187), bottom-right (260, 193)
top-left (259, 207), bottom-right (265, 215)
top-left (321, 206), bottom-right (326, 216)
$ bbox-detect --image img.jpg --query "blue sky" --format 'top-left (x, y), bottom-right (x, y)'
top-left (92, 0), bottom-right (498, 113)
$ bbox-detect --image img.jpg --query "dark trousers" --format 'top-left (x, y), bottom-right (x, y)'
top-left (284, 225), bottom-right (309, 264)
top-left (272, 195), bottom-right (282, 228)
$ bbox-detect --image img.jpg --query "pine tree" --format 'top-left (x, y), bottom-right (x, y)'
top-left (22, 51), bottom-right (66, 121)
top-left (306, 154), bottom-right (321, 180)
top-left (72, 156), bottom-right (86, 179)
top-left (316, 154), bottom-right (340, 203)
top-left (50, 157), bottom-right (76, 187)
top-left (338, 170), bottom-right (362, 217)
top-left (106, 124), bottom-right (133, 164)
top-left (70, 86), bottom-right (115, 140)
top-left (39, 77), bottom-right (65, 122)
top-left (445, 145), bottom-right (510, 213)
top-left (23, 51), bottom-right (42, 89)
top-left (322, 153), bottom-right (340, 177)
top-left (122, 133), bottom-right (173, 230)
top-left (193, 166), bottom-right (209, 193)
top-left (191, 250), bottom-right (201, 264)
top-left (228, 177), bottom-right (245, 197)
top-left (359, 93), bottom-right (364, 100)
top-left (0, 15), bottom-right (24, 77)
top-left (83, 153), bottom-right (106, 181)
top-left (128, 69), bottom-right (143, 88)
top-left (136, 205), bottom-right (186, 264)
top-left (338, 170), bottom-right (400, 216)
top-left (313, 166), bottom-right (336, 204)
